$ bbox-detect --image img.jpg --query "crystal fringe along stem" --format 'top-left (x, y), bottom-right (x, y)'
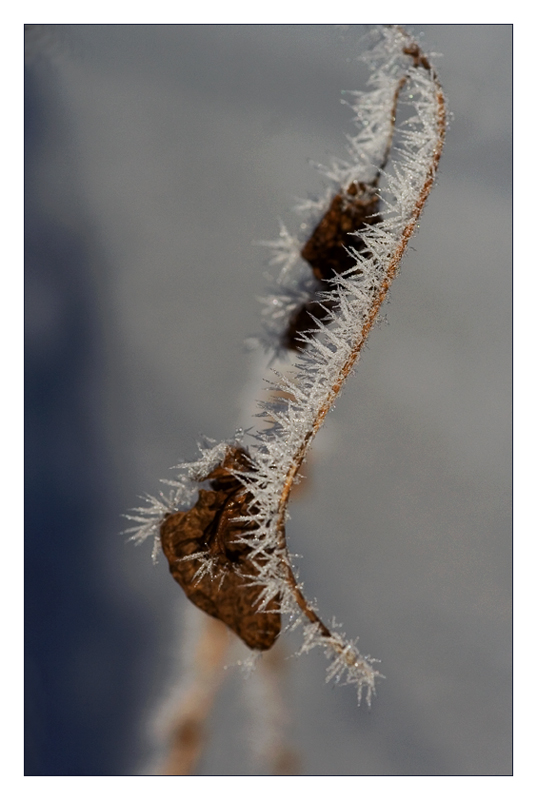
top-left (125, 26), bottom-right (446, 706)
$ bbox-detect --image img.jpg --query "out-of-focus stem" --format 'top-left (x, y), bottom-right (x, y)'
top-left (249, 644), bottom-right (300, 774)
top-left (158, 614), bottom-right (230, 775)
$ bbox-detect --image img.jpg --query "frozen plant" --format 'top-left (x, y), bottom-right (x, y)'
top-left (126, 24), bottom-right (446, 737)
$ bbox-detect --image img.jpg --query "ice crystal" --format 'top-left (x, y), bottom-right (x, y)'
top-left (127, 25), bottom-right (445, 702)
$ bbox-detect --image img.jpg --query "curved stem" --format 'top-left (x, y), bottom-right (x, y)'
top-left (276, 36), bottom-right (447, 643)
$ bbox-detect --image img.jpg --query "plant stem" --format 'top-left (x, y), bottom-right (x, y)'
top-left (275, 34), bottom-right (447, 649)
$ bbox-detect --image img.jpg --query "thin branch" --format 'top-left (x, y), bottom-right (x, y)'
top-left (128, 25), bottom-right (447, 711)
top-left (271, 29), bottom-right (446, 672)
top-left (156, 614), bottom-right (230, 775)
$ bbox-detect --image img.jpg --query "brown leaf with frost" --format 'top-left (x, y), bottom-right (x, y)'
top-left (160, 447), bottom-right (281, 651)
top-left (284, 181), bottom-right (380, 350)
top-left (300, 181), bottom-right (380, 281)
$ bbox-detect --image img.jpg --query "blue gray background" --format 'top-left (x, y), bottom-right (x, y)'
top-left (25, 24), bottom-right (512, 775)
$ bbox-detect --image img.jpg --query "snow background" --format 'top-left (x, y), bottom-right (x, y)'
top-left (25, 24), bottom-right (511, 775)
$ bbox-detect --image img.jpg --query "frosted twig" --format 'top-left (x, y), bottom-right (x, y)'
top-left (242, 26), bottom-right (446, 701)
top-left (128, 25), bottom-right (446, 708)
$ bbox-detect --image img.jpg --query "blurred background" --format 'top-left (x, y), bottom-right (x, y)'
top-left (24, 25), bottom-right (512, 775)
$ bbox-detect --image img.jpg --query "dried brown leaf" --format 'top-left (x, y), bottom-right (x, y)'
top-left (160, 447), bottom-right (281, 651)
top-left (300, 181), bottom-right (380, 281)
top-left (283, 182), bottom-right (380, 350)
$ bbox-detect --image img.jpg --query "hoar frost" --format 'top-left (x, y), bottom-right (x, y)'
top-left (126, 25), bottom-right (446, 704)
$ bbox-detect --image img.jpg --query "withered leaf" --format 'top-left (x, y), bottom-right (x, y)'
top-left (284, 298), bottom-right (337, 352)
top-left (283, 182), bottom-right (380, 350)
top-left (300, 181), bottom-right (380, 281)
top-left (160, 447), bottom-right (281, 651)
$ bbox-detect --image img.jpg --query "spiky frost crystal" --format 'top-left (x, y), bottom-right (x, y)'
top-left (128, 26), bottom-right (445, 703)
